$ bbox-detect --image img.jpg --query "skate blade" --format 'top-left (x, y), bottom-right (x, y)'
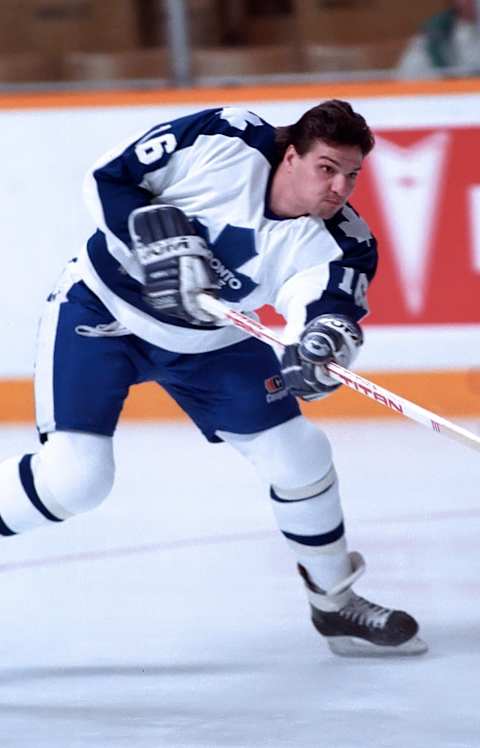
top-left (327, 635), bottom-right (428, 658)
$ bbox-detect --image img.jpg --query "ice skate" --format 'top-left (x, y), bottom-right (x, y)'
top-left (299, 552), bottom-right (428, 657)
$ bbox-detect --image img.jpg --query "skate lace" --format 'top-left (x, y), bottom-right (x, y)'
top-left (340, 594), bottom-right (391, 629)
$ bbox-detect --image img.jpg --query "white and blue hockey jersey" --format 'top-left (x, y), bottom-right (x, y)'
top-left (78, 106), bottom-right (377, 353)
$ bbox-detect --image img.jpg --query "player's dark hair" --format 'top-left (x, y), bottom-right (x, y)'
top-left (275, 99), bottom-right (375, 158)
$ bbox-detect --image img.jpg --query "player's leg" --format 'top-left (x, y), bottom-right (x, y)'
top-left (161, 335), bottom-right (426, 656)
top-left (221, 417), bottom-right (426, 656)
top-left (161, 336), bottom-right (353, 591)
top-left (220, 415), bottom-right (352, 591)
top-left (0, 265), bottom-right (134, 536)
top-left (0, 432), bottom-right (114, 535)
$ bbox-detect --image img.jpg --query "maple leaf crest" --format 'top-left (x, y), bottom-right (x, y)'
top-left (220, 107), bottom-right (263, 131)
top-left (338, 205), bottom-right (373, 246)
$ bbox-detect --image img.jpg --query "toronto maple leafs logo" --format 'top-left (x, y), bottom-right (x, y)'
top-left (191, 219), bottom-right (258, 302)
top-left (219, 107), bottom-right (263, 131)
top-left (338, 205), bottom-right (373, 246)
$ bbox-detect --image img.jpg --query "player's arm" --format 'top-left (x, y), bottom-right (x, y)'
top-left (277, 237), bottom-right (377, 401)
top-left (83, 109), bottom-right (221, 257)
top-left (84, 107), bottom-right (269, 259)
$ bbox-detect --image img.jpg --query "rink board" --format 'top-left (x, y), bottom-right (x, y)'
top-left (2, 78), bottom-right (480, 420)
top-left (2, 368), bottom-right (479, 422)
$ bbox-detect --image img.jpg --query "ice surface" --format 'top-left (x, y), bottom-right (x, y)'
top-left (0, 419), bottom-right (479, 748)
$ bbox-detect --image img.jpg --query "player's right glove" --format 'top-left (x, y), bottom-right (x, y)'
top-left (128, 204), bottom-right (220, 325)
top-left (280, 314), bottom-right (363, 400)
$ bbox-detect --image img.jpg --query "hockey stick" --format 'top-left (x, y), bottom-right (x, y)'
top-left (198, 293), bottom-right (480, 453)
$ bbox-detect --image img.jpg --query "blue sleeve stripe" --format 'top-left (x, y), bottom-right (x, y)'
top-left (94, 170), bottom-right (151, 246)
top-left (306, 294), bottom-right (366, 323)
top-left (303, 204), bottom-right (378, 324)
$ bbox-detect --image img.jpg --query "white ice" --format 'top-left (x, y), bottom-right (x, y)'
top-left (0, 418), bottom-right (479, 748)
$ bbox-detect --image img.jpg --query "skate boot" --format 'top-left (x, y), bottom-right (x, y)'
top-left (298, 551), bottom-right (428, 657)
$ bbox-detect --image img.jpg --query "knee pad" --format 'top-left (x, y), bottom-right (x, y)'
top-left (32, 431), bottom-right (115, 516)
top-left (218, 415), bottom-right (333, 489)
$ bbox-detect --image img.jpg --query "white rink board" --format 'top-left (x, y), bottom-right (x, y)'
top-left (0, 419), bottom-right (479, 747)
top-left (2, 91), bottom-right (480, 378)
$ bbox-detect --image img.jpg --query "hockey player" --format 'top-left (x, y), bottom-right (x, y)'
top-left (0, 100), bottom-right (426, 656)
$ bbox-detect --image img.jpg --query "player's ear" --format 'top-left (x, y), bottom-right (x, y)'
top-left (284, 144), bottom-right (299, 170)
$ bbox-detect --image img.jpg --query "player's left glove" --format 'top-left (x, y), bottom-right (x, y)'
top-left (128, 204), bottom-right (220, 325)
top-left (281, 314), bottom-right (363, 400)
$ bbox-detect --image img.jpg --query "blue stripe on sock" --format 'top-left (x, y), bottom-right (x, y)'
top-left (270, 484), bottom-right (332, 504)
top-left (282, 521), bottom-right (344, 547)
top-left (0, 515), bottom-right (16, 536)
top-left (18, 454), bottom-right (63, 523)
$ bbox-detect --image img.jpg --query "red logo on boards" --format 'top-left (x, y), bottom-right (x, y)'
top-left (257, 126), bottom-right (480, 326)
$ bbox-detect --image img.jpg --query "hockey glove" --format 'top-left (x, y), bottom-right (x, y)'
top-left (128, 204), bottom-right (219, 325)
top-left (281, 315), bottom-right (363, 401)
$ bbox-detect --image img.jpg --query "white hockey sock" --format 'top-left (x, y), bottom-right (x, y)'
top-left (220, 417), bottom-right (353, 590)
top-left (271, 467), bottom-right (352, 592)
top-left (219, 417), bottom-right (352, 591)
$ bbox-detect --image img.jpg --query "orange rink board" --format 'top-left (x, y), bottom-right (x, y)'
top-left (2, 370), bottom-right (480, 424)
top-left (0, 77), bottom-right (480, 110)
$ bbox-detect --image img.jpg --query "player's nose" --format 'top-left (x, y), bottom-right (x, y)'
top-left (331, 174), bottom-right (350, 197)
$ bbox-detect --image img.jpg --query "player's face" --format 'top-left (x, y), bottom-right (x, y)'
top-left (284, 140), bottom-right (364, 219)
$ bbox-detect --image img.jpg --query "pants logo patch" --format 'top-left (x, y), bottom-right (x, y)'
top-left (264, 375), bottom-right (288, 403)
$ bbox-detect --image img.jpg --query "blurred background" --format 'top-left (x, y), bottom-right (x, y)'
top-left (1, 0), bottom-right (480, 424)
top-left (0, 0), bottom-right (479, 88)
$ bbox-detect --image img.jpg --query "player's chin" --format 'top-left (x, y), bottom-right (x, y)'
top-left (314, 202), bottom-right (344, 219)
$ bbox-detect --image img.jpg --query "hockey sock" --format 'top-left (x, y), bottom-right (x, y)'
top-left (270, 466), bottom-right (352, 592)
top-left (218, 417), bottom-right (352, 590)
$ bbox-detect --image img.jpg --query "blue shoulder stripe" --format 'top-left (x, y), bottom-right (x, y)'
top-left (92, 108), bottom-right (277, 249)
top-left (323, 203), bottom-right (378, 278)
top-left (106, 107), bottom-right (278, 186)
